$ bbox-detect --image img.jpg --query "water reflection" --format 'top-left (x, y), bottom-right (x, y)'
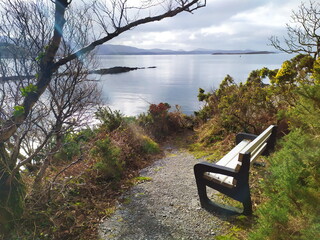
top-left (104, 92), bottom-right (151, 116)
top-left (93, 54), bottom-right (292, 116)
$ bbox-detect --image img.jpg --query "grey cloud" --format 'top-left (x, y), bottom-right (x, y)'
top-left (110, 0), bottom-right (303, 51)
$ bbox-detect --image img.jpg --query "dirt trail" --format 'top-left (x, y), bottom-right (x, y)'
top-left (99, 147), bottom-right (232, 240)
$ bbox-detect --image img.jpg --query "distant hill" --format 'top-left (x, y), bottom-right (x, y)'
top-left (96, 44), bottom-right (275, 55)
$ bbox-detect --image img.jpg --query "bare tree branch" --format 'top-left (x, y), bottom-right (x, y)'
top-left (269, 1), bottom-right (320, 59)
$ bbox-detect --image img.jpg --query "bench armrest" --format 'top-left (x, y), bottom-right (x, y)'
top-left (236, 133), bottom-right (257, 144)
top-left (194, 161), bottom-right (238, 177)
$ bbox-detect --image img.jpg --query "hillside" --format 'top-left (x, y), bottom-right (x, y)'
top-left (96, 44), bottom-right (275, 55)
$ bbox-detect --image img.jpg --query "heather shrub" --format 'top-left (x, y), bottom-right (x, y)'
top-left (55, 128), bottom-right (95, 162)
top-left (109, 124), bottom-right (160, 169)
top-left (167, 105), bottom-right (194, 131)
top-left (138, 102), bottom-right (191, 139)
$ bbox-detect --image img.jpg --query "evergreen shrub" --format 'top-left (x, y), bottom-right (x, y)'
top-left (90, 136), bottom-right (123, 181)
top-left (95, 107), bottom-right (124, 132)
top-left (55, 128), bottom-right (95, 162)
top-left (249, 130), bottom-right (320, 240)
top-left (250, 83), bottom-right (320, 240)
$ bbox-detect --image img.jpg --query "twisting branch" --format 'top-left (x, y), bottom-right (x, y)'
top-left (53, 0), bottom-right (206, 70)
top-left (269, 0), bottom-right (320, 59)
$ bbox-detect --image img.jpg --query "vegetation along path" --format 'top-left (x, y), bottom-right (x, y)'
top-left (99, 146), bottom-right (230, 239)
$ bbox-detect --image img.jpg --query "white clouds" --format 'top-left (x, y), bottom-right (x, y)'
top-left (200, 23), bottom-right (235, 36)
top-left (109, 0), bottom-right (304, 51)
top-left (231, 2), bottom-right (292, 28)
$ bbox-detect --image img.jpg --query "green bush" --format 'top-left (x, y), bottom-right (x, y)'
top-left (55, 128), bottom-right (95, 162)
top-left (95, 107), bottom-right (124, 132)
top-left (288, 84), bottom-right (320, 133)
top-left (137, 103), bottom-right (170, 139)
top-left (250, 82), bottom-right (320, 240)
top-left (195, 70), bottom-right (278, 142)
top-left (141, 135), bottom-right (160, 154)
top-left (90, 136), bottom-right (123, 181)
top-left (249, 129), bottom-right (320, 240)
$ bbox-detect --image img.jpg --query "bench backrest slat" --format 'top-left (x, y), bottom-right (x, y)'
top-left (250, 142), bottom-right (267, 162)
top-left (239, 125), bottom-right (274, 158)
top-left (216, 139), bottom-right (251, 166)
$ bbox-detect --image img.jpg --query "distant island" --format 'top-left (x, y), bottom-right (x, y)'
top-left (89, 66), bottom-right (156, 75)
top-left (96, 44), bottom-right (276, 55)
top-left (212, 51), bottom-right (275, 55)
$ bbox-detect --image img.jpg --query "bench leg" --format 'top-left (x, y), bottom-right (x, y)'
top-left (196, 181), bottom-right (210, 207)
top-left (194, 165), bottom-right (210, 207)
top-left (242, 197), bottom-right (252, 215)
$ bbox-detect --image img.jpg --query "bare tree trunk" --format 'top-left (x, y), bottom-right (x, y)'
top-left (32, 132), bottom-right (62, 193)
top-left (0, 144), bottom-right (25, 235)
top-left (32, 157), bottom-right (50, 193)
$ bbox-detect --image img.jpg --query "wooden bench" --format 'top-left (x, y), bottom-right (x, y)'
top-left (194, 125), bottom-right (277, 215)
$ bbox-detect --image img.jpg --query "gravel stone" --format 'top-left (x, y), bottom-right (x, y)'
top-left (99, 149), bottom-right (230, 240)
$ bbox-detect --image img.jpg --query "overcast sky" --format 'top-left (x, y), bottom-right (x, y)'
top-left (109, 0), bottom-right (303, 51)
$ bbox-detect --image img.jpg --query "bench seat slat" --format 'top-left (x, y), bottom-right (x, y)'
top-left (203, 172), bottom-right (235, 188)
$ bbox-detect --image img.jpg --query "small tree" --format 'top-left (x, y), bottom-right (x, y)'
top-left (270, 1), bottom-right (320, 59)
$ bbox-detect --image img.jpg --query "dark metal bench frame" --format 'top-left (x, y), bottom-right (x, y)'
top-left (194, 125), bottom-right (277, 215)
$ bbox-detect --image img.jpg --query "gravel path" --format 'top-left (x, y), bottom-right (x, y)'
top-left (99, 148), bottom-right (231, 240)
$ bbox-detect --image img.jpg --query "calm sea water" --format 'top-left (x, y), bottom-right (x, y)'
top-left (92, 54), bottom-right (292, 116)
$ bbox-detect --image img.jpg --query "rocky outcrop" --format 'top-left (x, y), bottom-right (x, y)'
top-left (89, 66), bottom-right (156, 75)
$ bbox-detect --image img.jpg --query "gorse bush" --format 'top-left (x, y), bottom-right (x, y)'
top-left (95, 106), bottom-right (124, 132)
top-left (288, 85), bottom-right (320, 133)
top-left (249, 130), bottom-right (320, 240)
top-left (249, 61), bottom-right (320, 239)
top-left (195, 54), bottom-right (316, 146)
top-left (55, 128), bottom-right (95, 162)
top-left (90, 136), bottom-right (123, 181)
top-left (195, 71), bottom-right (278, 139)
